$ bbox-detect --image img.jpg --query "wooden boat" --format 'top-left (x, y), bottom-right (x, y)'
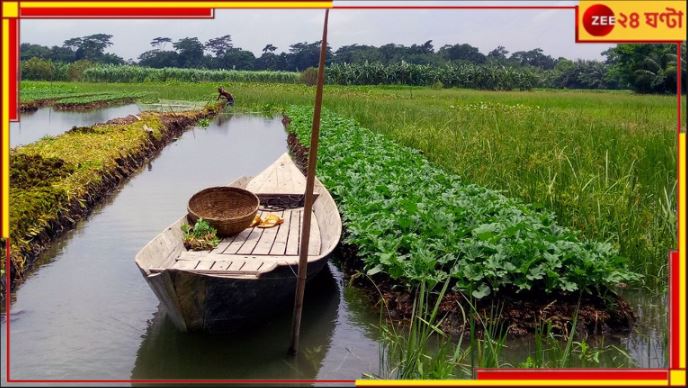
top-left (134, 153), bottom-right (342, 332)
top-left (131, 265), bottom-right (340, 379)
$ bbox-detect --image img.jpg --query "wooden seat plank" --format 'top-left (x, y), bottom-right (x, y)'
top-left (173, 260), bottom-right (198, 270)
top-left (241, 260), bottom-right (263, 272)
top-left (227, 260), bottom-right (246, 271)
top-left (210, 260), bottom-right (231, 270)
top-left (195, 260), bottom-right (214, 270)
top-left (177, 250), bottom-right (212, 261)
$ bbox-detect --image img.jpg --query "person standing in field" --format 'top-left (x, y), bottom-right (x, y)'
top-left (217, 86), bottom-right (235, 106)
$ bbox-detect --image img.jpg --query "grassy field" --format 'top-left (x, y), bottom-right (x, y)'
top-left (18, 81), bottom-right (682, 287)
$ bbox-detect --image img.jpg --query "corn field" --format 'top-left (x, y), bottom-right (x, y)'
top-left (327, 63), bottom-right (540, 90)
top-left (83, 65), bottom-right (301, 83)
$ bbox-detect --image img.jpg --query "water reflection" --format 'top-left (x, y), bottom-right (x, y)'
top-left (131, 266), bottom-right (339, 380)
top-left (10, 104), bottom-right (141, 147)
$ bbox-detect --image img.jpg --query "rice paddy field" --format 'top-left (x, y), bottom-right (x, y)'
top-left (19, 81), bottom-right (682, 290)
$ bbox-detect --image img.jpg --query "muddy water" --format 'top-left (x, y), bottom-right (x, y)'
top-left (0, 113), bottom-right (667, 383)
top-left (10, 104), bottom-right (141, 147)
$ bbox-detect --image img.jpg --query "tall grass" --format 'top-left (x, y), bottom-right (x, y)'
top-left (370, 279), bottom-right (472, 379)
top-left (370, 283), bottom-right (636, 379)
top-left (83, 65), bottom-right (300, 84)
top-left (19, 81), bottom-right (681, 286)
top-left (328, 62), bottom-right (539, 90)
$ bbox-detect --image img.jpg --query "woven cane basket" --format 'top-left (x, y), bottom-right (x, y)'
top-left (187, 186), bottom-right (260, 237)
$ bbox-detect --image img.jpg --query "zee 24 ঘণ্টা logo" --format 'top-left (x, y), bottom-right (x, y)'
top-left (582, 3), bottom-right (684, 37)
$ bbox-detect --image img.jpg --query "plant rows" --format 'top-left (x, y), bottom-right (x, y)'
top-left (83, 65), bottom-right (301, 84)
top-left (327, 63), bottom-right (540, 90)
top-left (285, 106), bottom-right (640, 297)
top-left (81, 63), bottom-right (538, 90)
top-left (54, 92), bottom-right (147, 105)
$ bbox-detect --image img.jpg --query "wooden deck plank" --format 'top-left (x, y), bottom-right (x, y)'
top-left (246, 154), bottom-right (306, 195)
top-left (285, 209), bottom-right (301, 255)
top-left (223, 209), bottom-right (262, 254)
top-left (252, 210), bottom-right (283, 255)
top-left (269, 209), bottom-right (292, 255)
top-left (224, 228), bottom-right (253, 254)
top-left (211, 236), bottom-right (235, 255)
top-left (237, 226), bottom-right (264, 254)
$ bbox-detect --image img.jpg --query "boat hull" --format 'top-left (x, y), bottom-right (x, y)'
top-left (142, 259), bottom-right (328, 332)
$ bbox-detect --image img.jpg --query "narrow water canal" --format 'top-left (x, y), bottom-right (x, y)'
top-left (1, 114), bottom-right (380, 381)
top-left (1, 112), bottom-right (667, 383)
top-left (10, 104), bottom-right (141, 147)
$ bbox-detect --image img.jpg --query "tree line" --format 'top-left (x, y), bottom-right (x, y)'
top-left (20, 34), bottom-right (685, 93)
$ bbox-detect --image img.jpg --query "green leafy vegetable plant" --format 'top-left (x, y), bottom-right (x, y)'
top-left (285, 105), bottom-right (641, 298)
top-left (182, 218), bottom-right (220, 251)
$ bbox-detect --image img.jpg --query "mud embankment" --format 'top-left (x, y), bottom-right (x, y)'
top-left (1, 104), bottom-right (223, 298)
top-left (20, 95), bottom-right (135, 113)
top-left (285, 126), bottom-right (634, 337)
top-left (53, 98), bottom-right (137, 111)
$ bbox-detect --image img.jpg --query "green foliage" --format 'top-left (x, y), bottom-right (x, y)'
top-left (517, 309), bottom-right (633, 368)
top-left (20, 81), bottom-right (679, 285)
top-left (21, 57), bottom-right (56, 81)
top-left (327, 63), bottom-right (539, 90)
top-left (603, 43), bottom-right (686, 93)
top-left (301, 67), bottom-right (319, 86)
top-left (548, 59), bottom-right (613, 89)
top-left (10, 153), bottom-right (75, 189)
top-left (67, 59), bottom-right (97, 81)
top-left (181, 218), bottom-right (221, 251)
top-left (374, 282), bottom-right (635, 378)
top-left (374, 280), bottom-right (471, 379)
top-left (286, 106), bottom-right (641, 297)
top-left (53, 92), bottom-right (146, 106)
top-left (63, 34), bottom-right (123, 64)
top-left (82, 65), bottom-right (300, 83)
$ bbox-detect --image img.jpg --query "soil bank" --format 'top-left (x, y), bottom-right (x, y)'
top-left (1, 103), bottom-right (224, 299)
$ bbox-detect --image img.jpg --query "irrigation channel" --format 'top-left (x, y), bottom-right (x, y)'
top-left (10, 104), bottom-right (141, 147)
top-left (1, 111), bottom-right (667, 381)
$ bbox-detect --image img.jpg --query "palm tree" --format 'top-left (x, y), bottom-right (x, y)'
top-left (262, 44), bottom-right (277, 54)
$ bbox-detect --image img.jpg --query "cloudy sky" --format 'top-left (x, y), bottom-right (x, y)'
top-left (20, 1), bottom-right (613, 61)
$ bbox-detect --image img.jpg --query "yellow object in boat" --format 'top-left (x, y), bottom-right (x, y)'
top-left (249, 214), bottom-right (262, 227)
top-left (258, 214), bottom-right (284, 228)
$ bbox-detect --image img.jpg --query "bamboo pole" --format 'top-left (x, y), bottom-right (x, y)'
top-left (288, 8), bottom-right (330, 356)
